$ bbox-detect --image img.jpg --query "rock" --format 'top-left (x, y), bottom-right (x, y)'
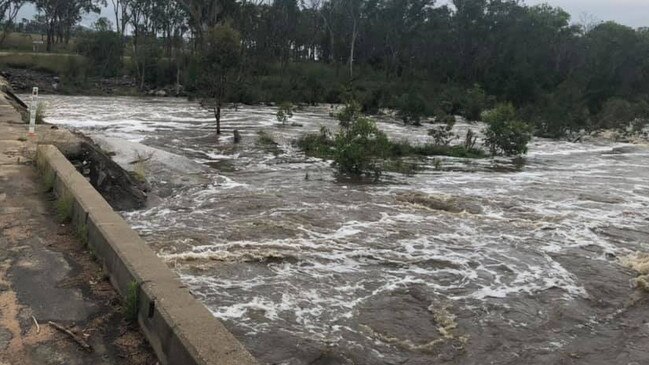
top-left (578, 192), bottom-right (624, 204)
top-left (610, 146), bottom-right (641, 154)
top-left (396, 192), bottom-right (483, 214)
top-left (155, 89), bottom-right (167, 97)
top-left (65, 141), bottom-right (148, 211)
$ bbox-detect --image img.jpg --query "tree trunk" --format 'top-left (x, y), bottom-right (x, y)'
top-left (329, 28), bottom-right (335, 63)
top-left (175, 54), bottom-right (181, 96)
top-left (214, 98), bottom-right (221, 135)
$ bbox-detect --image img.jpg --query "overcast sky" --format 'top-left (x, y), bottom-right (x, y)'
top-left (17, 0), bottom-right (649, 29)
top-left (514, 0), bottom-right (648, 28)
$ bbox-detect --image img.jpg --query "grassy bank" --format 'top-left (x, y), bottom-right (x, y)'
top-left (0, 52), bottom-right (87, 75)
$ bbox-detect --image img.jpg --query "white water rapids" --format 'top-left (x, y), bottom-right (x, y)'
top-left (38, 95), bottom-right (649, 364)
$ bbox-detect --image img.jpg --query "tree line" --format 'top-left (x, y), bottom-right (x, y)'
top-left (2, 0), bottom-right (649, 139)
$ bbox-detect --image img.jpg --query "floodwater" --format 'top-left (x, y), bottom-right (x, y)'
top-left (40, 95), bottom-right (649, 364)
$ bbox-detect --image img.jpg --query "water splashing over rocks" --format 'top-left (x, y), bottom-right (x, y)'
top-left (40, 95), bottom-right (649, 364)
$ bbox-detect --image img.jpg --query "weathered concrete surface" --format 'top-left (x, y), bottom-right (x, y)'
top-left (38, 142), bottom-right (258, 365)
top-left (0, 91), bottom-right (155, 364)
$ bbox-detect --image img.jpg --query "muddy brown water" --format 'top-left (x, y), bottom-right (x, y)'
top-left (38, 95), bottom-right (649, 364)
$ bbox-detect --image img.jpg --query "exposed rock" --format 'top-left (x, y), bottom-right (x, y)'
top-left (609, 145), bottom-right (645, 154)
top-left (66, 141), bottom-right (148, 211)
top-left (578, 192), bottom-right (625, 204)
top-left (88, 135), bottom-right (211, 189)
top-left (357, 287), bottom-right (466, 361)
top-left (396, 192), bottom-right (483, 214)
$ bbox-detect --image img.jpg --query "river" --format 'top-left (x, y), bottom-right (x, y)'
top-left (38, 95), bottom-right (649, 364)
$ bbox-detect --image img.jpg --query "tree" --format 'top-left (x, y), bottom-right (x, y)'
top-left (0, 0), bottom-right (26, 46)
top-left (201, 23), bottom-right (241, 135)
top-left (76, 19), bottom-right (123, 77)
top-left (397, 92), bottom-right (428, 125)
top-left (483, 103), bottom-right (532, 156)
top-left (110, 0), bottom-right (130, 36)
top-left (34, 0), bottom-right (103, 51)
top-left (179, 0), bottom-right (237, 43)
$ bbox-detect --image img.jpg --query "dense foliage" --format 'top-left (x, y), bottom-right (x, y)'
top-left (3, 0), bottom-right (649, 138)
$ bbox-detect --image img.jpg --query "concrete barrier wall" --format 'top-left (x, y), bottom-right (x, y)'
top-left (36, 144), bottom-right (257, 365)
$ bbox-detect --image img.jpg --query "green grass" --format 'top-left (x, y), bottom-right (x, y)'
top-left (0, 32), bottom-right (78, 52)
top-left (35, 102), bottom-right (46, 124)
top-left (298, 128), bottom-right (487, 162)
top-left (0, 52), bottom-right (87, 75)
top-left (56, 191), bottom-right (74, 222)
top-left (296, 128), bottom-right (335, 159)
top-left (389, 140), bottom-right (487, 158)
top-left (382, 159), bottom-right (421, 175)
top-left (76, 222), bottom-right (88, 245)
top-left (41, 169), bottom-right (55, 192)
top-left (125, 281), bottom-right (139, 323)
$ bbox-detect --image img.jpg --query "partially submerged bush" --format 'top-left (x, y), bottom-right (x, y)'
top-left (333, 117), bottom-right (391, 178)
top-left (276, 102), bottom-right (294, 125)
top-left (298, 100), bottom-right (487, 179)
top-left (257, 130), bottom-right (282, 155)
top-left (482, 103), bottom-right (532, 156)
top-left (297, 126), bottom-right (335, 159)
top-left (428, 116), bottom-right (456, 146)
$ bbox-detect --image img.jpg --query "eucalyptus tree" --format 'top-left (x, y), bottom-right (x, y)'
top-left (0, 0), bottom-right (26, 45)
top-left (110, 0), bottom-right (130, 36)
top-left (34, 0), bottom-right (103, 51)
top-left (178, 0), bottom-right (237, 45)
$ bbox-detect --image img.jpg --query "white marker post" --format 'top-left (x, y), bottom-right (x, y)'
top-left (28, 87), bottom-right (38, 137)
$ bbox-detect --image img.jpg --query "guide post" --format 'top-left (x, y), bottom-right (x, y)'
top-left (28, 87), bottom-right (38, 136)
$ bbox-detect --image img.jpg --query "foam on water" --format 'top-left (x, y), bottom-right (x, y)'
top-left (39, 95), bottom-right (649, 363)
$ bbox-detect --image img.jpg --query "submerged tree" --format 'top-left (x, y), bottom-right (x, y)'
top-left (334, 116), bottom-right (390, 178)
top-left (201, 23), bottom-right (241, 135)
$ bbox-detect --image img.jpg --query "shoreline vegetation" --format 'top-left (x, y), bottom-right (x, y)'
top-left (2, 0), bottom-right (648, 180)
